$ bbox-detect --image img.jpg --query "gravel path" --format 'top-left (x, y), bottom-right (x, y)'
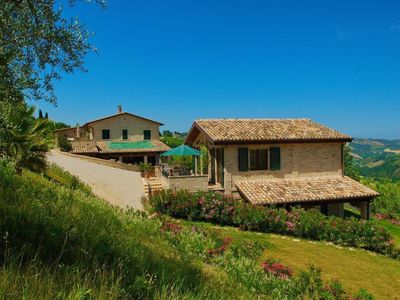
top-left (47, 150), bottom-right (145, 210)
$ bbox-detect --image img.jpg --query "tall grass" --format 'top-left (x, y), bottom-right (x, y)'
top-left (0, 163), bottom-right (219, 299)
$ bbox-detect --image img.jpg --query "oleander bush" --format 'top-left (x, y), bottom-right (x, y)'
top-left (149, 190), bottom-right (400, 258)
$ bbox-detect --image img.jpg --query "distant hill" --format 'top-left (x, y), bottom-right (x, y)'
top-left (350, 138), bottom-right (400, 181)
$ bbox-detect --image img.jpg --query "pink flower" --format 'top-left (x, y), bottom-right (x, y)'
top-left (261, 260), bottom-right (293, 280)
top-left (286, 221), bottom-right (295, 231)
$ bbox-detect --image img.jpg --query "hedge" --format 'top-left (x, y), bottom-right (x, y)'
top-left (149, 190), bottom-right (399, 258)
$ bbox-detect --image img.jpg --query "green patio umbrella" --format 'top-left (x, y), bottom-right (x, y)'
top-left (161, 144), bottom-right (201, 157)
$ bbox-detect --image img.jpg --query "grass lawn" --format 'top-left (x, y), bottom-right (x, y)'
top-left (263, 235), bottom-right (400, 300)
top-left (182, 220), bottom-right (400, 300)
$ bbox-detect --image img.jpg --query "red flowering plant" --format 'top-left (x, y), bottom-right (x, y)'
top-left (206, 236), bottom-right (233, 256)
top-left (160, 222), bottom-right (182, 236)
top-left (261, 259), bottom-right (293, 280)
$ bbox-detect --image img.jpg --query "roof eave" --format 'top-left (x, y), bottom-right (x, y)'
top-left (184, 121), bottom-right (216, 145)
top-left (213, 137), bottom-right (353, 145)
top-left (84, 112), bottom-right (164, 127)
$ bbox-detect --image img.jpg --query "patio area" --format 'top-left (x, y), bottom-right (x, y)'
top-left (153, 145), bottom-right (209, 192)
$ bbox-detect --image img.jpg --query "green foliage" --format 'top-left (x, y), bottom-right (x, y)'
top-left (0, 102), bottom-right (51, 173)
top-left (0, 164), bottom-right (376, 298)
top-left (364, 179), bottom-right (400, 219)
top-left (45, 163), bottom-right (91, 194)
top-left (150, 190), bottom-right (399, 258)
top-left (138, 162), bottom-right (152, 173)
top-left (344, 145), bottom-right (360, 180)
top-left (0, 0), bottom-right (105, 105)
top-left (0, 163), bottom-right (213, 299)
top-left (161, 136), bottom-right (184, 148)
top-left (160, 221), bottom-right (374, 299)
top-left (162, 130), bottom-right (173, 137)
top-left (57, 135), bottom-right (72, 152)
top-left (350, 138), bottom-right (400, 181)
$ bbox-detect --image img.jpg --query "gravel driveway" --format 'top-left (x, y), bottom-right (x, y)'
top-left (47, 150), bottom-right (145, 210)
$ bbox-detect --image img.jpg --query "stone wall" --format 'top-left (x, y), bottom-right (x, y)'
top-left (57, 150), bottom-right (140, 172)
top-left (168, 175), bottom-right (209, 192)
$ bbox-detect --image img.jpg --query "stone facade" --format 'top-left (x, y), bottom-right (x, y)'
top-left (168, 175), bottom-right (209, 192)
top-left (55, 113), bottom-right (161, 142)
top-left (193, 132), bottom-right (343, 194)
top-left (88, 114), bottom-right (160, 141)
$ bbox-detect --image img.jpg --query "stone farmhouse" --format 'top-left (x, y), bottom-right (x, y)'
top-left (54, 106), bottom-right (169, 165)
top-left (182, 118), bottom-right (379, 219)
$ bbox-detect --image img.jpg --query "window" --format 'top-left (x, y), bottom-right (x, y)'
top-left (250, 149), bottom-right (268, 171)
top-left (238, 148), bottom-right (249, 172)
top-left (122, 129), bottom-right (128, 140)
top-left (102, 129), bottom-right (110, 140)
top-left (270, 147), bottom-right (281, 170)
top-left (144, 130), bottom-right (151, 140)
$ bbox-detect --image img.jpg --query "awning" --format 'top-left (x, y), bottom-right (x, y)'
top-left (235, 176), bottom-right (379, 205)
top-left (161, 144), bottom-right (201, 157)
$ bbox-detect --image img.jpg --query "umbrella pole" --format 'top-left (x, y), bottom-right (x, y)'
top-left (194, 155), bottom-right (198, 175)
top-left (200, 154), bottom-right (203, 175)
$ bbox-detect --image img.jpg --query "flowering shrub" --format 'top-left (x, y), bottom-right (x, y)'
top-left (149, 190), bottom-right (400, 258)
top-left (261, 260), bottom-right (293, 279)
top-left (374, 213), bottom-right (400, 226)
top-left (207, 236), bottom-right (232, 256)
top-left (161, 222), bottom-right (182, 236)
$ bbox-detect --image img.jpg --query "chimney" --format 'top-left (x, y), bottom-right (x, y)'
top-left (117, 105), bottom-right (122, 114)
top-left (76, 123), bottom-right (80, 139)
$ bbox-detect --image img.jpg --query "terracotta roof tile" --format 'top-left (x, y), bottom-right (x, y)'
top-left (192, 119), bottom-right (352, 144)
top-left (235, 176), bottom-right (379, 205)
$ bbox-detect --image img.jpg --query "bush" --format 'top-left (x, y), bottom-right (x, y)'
top-left (368, 180), bottom-right (400, 220)
top-left (261, 259), bottom-right (293, 280)
top-left (149, 190), bottom-right (400, 258)
top-left (57, 135), bottom-right (72, 152)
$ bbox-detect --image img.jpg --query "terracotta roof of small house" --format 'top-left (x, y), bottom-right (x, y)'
top-left (186, 119), bottom-right (352, 145)
top-left (235, 176), bottom-right (379, 205)
top-left (71, 140), bottom-right (169, 154)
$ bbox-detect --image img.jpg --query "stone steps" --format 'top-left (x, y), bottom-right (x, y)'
top-left (144, 177), bottom-right (164, 197)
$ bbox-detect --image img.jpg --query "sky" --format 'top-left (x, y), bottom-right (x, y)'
top-left (38, 0), bottom-right (400, 138)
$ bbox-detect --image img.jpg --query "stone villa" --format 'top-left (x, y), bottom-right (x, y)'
top-left (54, 106), bottom-right (169, 165)
top-left (183, 118), bottom-right (379, 219)
top-left (56, 110), bottom-right (378, 219)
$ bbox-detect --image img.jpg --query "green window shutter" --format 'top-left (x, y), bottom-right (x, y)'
top-left (270, 147), bottom-right (281, 170)
top-left (238, 147), bottom-right (249, 172)
top-left (122, 129), bottom-right (128, 140)
top-left (143, 130), bottom-right (151, 140)
top-left (102, 129), bottom-right (110, 140)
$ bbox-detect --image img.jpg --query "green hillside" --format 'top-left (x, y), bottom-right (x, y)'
top-left (350, 138), bottom-right (400, 181)
top-left (2, 163), bottom-right (396, 299)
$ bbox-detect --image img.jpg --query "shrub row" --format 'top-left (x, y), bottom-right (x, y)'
top-left (149, 190), bottom-right (399, 258)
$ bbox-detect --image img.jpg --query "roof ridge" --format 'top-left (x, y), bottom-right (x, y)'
top-left (196, 118), bottom-right (312, 121)
top-left (82, 112), bottom-right (164, 126)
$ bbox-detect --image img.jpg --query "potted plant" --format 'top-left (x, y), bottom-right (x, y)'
top-left (139, 162), bottom-right (152, 178)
